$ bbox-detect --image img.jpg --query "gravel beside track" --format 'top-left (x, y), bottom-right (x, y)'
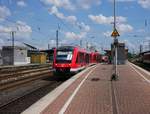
top-left (0, 74), bottom-right (69, 114)
top-left (0, 64), bottom-right (52, 91)
top-left (133, 62), bottom-right (150, 71)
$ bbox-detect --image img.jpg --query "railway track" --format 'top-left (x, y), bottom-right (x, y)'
top-left (133, 62), bottom-right (150, 71)
top-left (0, 79), bottom-right (65, 114)
top-left (0, 63), bottom-right (52, 91)
top-left (0, 63), bottom-right (73, 114)
top-left (0, 63), bottom-right (52, 73)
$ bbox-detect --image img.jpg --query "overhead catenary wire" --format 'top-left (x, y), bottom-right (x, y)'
top-left (39, 1), bottom-right (110, 50)
top-left (0, 20), bottom-right (43, 48)
top-left (0, 18), bottom-right (57, 48)
top-left (1, 1), bottom-right (102, 49)
top-left (3, 18), bottom-right (51, 38)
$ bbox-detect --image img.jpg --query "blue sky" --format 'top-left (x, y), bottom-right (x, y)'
top-left (0, 0), bottom-right (150, 53)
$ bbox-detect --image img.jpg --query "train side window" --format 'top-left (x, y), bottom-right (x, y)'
top-left (76, 52), bottom-right (81, 63)
top-left (81, 53), bottom-right (85, 63)
top-left (94, 55), bottom-right (96, 61)
top-left (76, 52), bottom-right (84, 63)
top-left (79, 53), bottom-right (82, 63)
top-left (85, 54), bottom-right (89, 63)
top-left (76, 53), bottom-right (79, 63)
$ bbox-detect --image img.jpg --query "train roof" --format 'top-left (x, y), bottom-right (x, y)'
top-left (57, 46), bottom-right (86, 51)
top-left (57, 46), bottom-right (76, 51)
top-left (57, 46), bottom-right (101, 54)
top-left (140, 50), bottom-right (150, 55)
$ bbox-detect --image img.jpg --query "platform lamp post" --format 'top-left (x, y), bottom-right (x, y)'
top-left (111, 0), bottom-right (120, 81)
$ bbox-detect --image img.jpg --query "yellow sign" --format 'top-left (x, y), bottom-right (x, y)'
top-left (111, 28), bottom-right (120, 37)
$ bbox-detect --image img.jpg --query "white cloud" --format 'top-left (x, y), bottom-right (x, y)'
top-left (0, 21), bottom-right (32, 40)
top-left (0, 21), bottom-right (32, 48)
top-left (138, 0), bottom-right (150, 9)
top-left (49, 6), bottom-right (90, 32)
top-left (48, 39), bottom-right (56, 48)
top-left (109, 0), bottom-right (150, 9)
top-left (0, 25), bottom-right (13, 47)
top-left (41, 0), bottom-right (75, 10)
top-left (65, 32), bottom-right (86, 39)
top-left (49, 6), bottom-right (90, 40)
top-left (103, 31), bottom-right (112, 37)
top-left (59, 39), bottom-right (70, 46)
top-left (89, 14), bottom-right (112, 25)
top-left (16, 21), bottom-right (32, 33)
top-left (49, 6), bottom-right (76, 24)
top-left (109, 0), bottom-right (135, 2)
top-left (0, 26), bottom-right (11, 45)
top-left (0, 25), bottom-right (12, 33)
top-left (49, 6), bottom-right (60, 16)
top-left (137, 29), bottom-right (145, 33)
top-left (66, 16), bottom-right (77, 24)
top-left (15, 21), bottom-right (32, 39)
top-left (48, 39), bottom-right (73, 48)
top-left (89, 14), bottom-right (133, 34)
top-left (123, 39), bottom-right (136, 50)
top-left (77, 0), bottom-right (101, 9)
top-left (0, 6), bottom-right (11, 21)
top-left (0, 39), bottom-right (5, 49)
top-left (88, 14), bottom-right (126, 25)
top-left (117, 23), bottom-right (133, 33)
top-left (17, 1), bottom-right (27, 7)
top-left (76, 22), bottom-right (90, 32)
top-left (0, 39), bottom-right (4, 45)
top-left (145, 36), bottom-right (150, 40)
top-left (118, 0), bottom-right (135, 1)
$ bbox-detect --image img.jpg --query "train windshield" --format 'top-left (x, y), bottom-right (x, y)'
top-left (56, 50), bottom-right (73, 63)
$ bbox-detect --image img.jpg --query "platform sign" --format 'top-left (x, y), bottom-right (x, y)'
top-left (111, 28), bottom-right (120, 37)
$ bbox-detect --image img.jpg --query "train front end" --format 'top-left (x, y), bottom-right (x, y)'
top-left (53, 46), bottom-right (74, 73)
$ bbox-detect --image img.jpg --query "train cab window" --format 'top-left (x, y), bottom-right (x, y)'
top-left (56, 50), bottom-right (73, 63)
top-left (85, 54), bottom-right (89, 63)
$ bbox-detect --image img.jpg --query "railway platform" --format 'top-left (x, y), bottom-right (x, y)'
top-left (22, 62), bottom-right (150, 114)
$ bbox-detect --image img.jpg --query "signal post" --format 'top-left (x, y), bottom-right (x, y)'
top-left (111, 28), bottom-right (119, 81)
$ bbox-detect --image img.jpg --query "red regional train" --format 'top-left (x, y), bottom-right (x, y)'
top-left (101, 55), bottom-right (109, 63)
top-left (53, 46), bottom-right (101, 73)
top-left (142, 51), bottom-right (150, 64)
top-left (139, 51), bottom-right (150, 64)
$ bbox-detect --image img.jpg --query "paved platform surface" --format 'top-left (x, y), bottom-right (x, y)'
top-left (22, 63), bottom-right (150, 114)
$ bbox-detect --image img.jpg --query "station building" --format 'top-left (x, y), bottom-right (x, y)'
top-left (111, 43), bottom-right (128, 64)
top-left (104, 43), bottom-right (128, 64)
top-left (2, 46), bottom-right (29, 65)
